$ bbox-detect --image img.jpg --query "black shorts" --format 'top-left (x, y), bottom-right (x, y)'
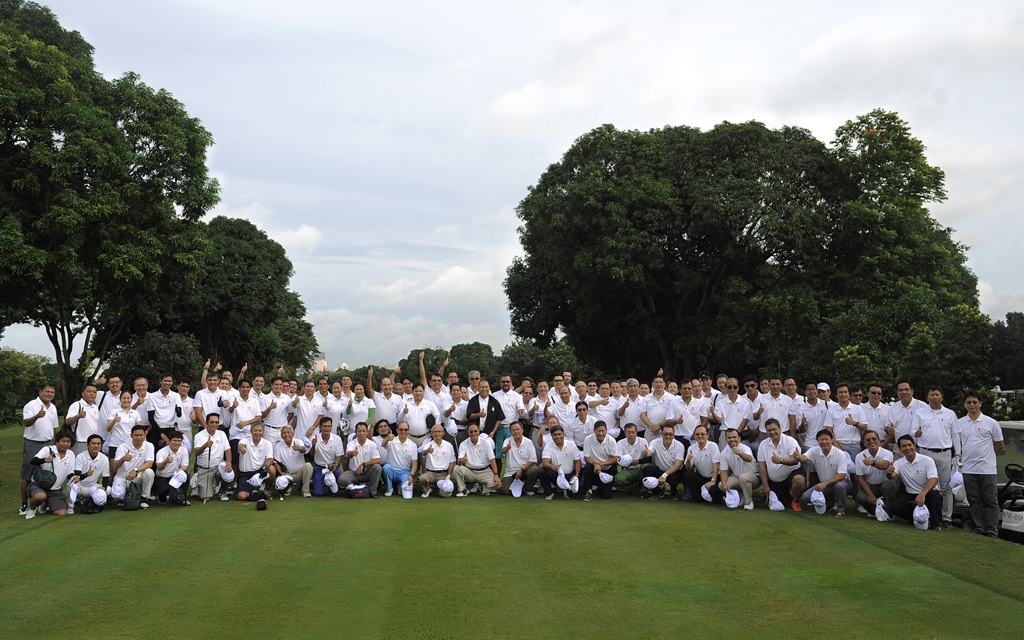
top-left (767, 469), bottom-right (801, 503)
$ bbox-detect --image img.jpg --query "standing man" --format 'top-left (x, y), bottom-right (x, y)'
top-left (957, 391), bottom-right (1004, 537)
top-left (639, 376), bottom-right (673, 442)
top-left (493, 374), bottom-right (527, 446)
top-left (94, 374), bottom-right (125, 446)
top-left (366, 367), bottom-right (404, 430)
top-left (259, 377), bottom-right (293, 445)
top-left (20, 383), bottom-right (58, 516)
top-left (147, 373), bottom-right (180, 450)
top-left (403, 383), bottom-right (441, 447)
top-left (756, 377), bottom-right (792, 454)
top-left (193, 373), bottom-right (223, 434)
top-left (789, 382), bottom-right (829, 450)
top-left (175, 379), bottom-right (196, 453)
top-left (910, 386), bottom-right (959, 529)
top-left (65, 383), bottom-right (101, 455)
top-left (707, 378), bottom-right (752, 449)
top-left (465, 380), bottom-right (505, 458)
top-left (862, 384), bottom-right (891, 447)
top-left (618, 378), bottom-right (646, 441)
top-left (885, 380), bottom-right (927, 450)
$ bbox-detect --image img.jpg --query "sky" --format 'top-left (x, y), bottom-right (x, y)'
top-left (3, 0), bottom-right (1023, 369)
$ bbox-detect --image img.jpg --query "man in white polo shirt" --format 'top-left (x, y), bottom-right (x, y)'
top-left (146, 373), bottom-right (180, 451)
top-left (339, 422), bottom-right (384, 498)
top-left (382, 421), bottom-right (419, 497)
top-left (757, 419), bottom-right (804, 511)
top-left (20, 383), bottom-right (59, 516)
top-left (111, 425), bottom-right (156, 508)
top-left (65, 383), bottom-right (101, 455)
top-left (910, 386), bottom-right (959, 528)
top-left (719, 427), bottom-right (760, 510)
top-left (825, 382), bottom-right (868, 459)
top-left (640, 425), bottom-right (686, 499)
top-left (957, 391), bottom-right (1004, 537)
top-left (854, 430), bottom-right (894, 516)
top-left (153, 432), bottom-right (190, 504)
top-left (582, 421), bottom-right (619, 500)
top-left (272, 425), bottom-right (313, 498)
top-left (453, 424), bottom-right (500, 497)
top-left (885, 380), bottom-right (927, 449)
top-left (193, 413), bottom-right (233, 503)
top-left (417, 424), bottom-right (455, 498)
top-left (500, 422), bottom-right (539, 495)
top-left (795, 430), bottom-right (852, 517)
top-left (259, 377), bottom-right (294, 445)
top-left (882, 435), bottom-right (941, 529)
top-left (26, 428), bottom-right (76, 519)
top-left (235, 424), bottom-right (276, 501)
top-left (539, 423), bottom-right (581, 500)
top-left (70, 434), bottom-right (110, 512)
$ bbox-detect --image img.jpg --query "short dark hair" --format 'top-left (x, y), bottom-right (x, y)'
top-left (897, 434), bottom-right (916, 447)
top-left (964, 390), bottom-right (982, 402)
top-left (131, 425), bottom-right (146, 434)
top-left (55, 428), bottom-right (74, 443)
top-left (815, 429), bottom-right (833, 440)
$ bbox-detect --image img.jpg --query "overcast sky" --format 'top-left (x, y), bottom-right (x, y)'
top-left (3, 0), bottom-right (1023, 368)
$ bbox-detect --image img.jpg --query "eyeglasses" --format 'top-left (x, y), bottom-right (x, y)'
top-left (744, 383), bottom-right (756, 388)
top-left (727, 385), bottom-right (738, 390)
top-left (869, 391), bottom-right (882, 395)
top-left (397, 428), bottom-right (409, 432)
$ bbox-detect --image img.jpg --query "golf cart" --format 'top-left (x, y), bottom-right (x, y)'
top-left (952, 463), bottom-right (1024, 543)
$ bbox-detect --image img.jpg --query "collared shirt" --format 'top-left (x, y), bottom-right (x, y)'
top-left (889, 398), bottom-right (928, 439)
top-left (616, 437), bottom-right (647, 467)
top-left (720, 442), bottom-right (757, 477)
top-left (148, 390), bottom-right (179, 425)
top-left (387, 438), bottom-right (418, 470)
top-left (788, 398), bottom-right (830, 448)
top-left (855, 447), bottom-right (894, 486)
top-left (911, 405), bottom-right (957, 451)
top-left (194, 429), bottom-right (229, 468)
top-left (312, 433), bottom-right (344, 467)
top-left (23, 397), bottom-right (58, 441)
top-left (825, 402), bottom-right (867, 444)
top-left (689, 441), bottom-right (720, 478)
top-left (492, 389), bottom-right (524, 427)
top-left (373, 392), bottom-right (405, 424)
top-left (957, 414), bottom-right (1003, 475)
top-left (503, 437), bottom-right (537, 477)
top-left (114, 441), bottom-right (155, 478)
top-left (641, 392), bottom-right (674, 425)
top-left (420, 439), bottom-right (455, 472)
top-left (345, 438), bottom-right (382, 471)
top-left (650, 438), bottom-right (686, 472)
top-left (806, 445), bottom-right (848, 480)
top-left (894, 453), bottom-right (938, 494)
top-left (582, 433), bottom-right (618, 464)
top-left (404, 399), bottom-right (440, 437)
top-left (155, 446), bottom-right (190, 478)
top-left (668, 397), bottom-right (707, 440)
top-left (33, 445), bottom-right (75, 486)
top-left (237, 437), bottom-right (274, 473)
top-left (758, 393), bottom-right (793, 434)
top-left (273, 439), bottom-right (307, 473)
top-left (757, 434), bottom-right (802, 482)
top-left (73, 450), bottom-right (110, 489)
top-left (458, 437), bottom-right (495, 469)
top-left (542, 440), bottom-right (581, 474)
top-left (67, 399), bottom-right (101, 440)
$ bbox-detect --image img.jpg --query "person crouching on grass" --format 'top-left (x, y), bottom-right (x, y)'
top-left (25, 429), bottom-right (76, 520)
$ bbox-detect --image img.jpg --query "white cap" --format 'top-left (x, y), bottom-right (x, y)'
top-left (218, 462), bottom-right (235, 482)
top-left (768, 491), bottom-right (785, 511)
top-left (323, 470), bottom-right (338, 493)
top-left (598, 472), bottom-right (614, 484)
top-left (618, 454), bottom-right (633, 468)
top-left (169, 470), bottom-right (188, 489)
top-left (510, 478), bottom-right (524, 497)
top-left (875, 497), bottom-right (890, 522)
top-left (950, 469), bottom-right (964, 493)
top-left (642, 476), bottom-right (660, 490)
top-left (810, 489), bottom-right (827, 514)
top-left (248, 473), bottom-right (264, 488)
top-left (275, 475), bottom-right (291, 491)
top-left (568, 476), bottom-right (580, 494)
top-left (700, 486), bottom-right (713, 502)
top-left (438, 478), bottom-right (454, 494)
top-left (69, 482), bottom-right (80, 504)
top-left (110, 477), bottom-right (126, 500)
top-left (724, 489), bottom-right (740, 509)
top-left (913, 504), bottom-right (930, 529)
top-left (817, 382), bottom-right (830, 392)
top-left (91, 486), bottom-right (108, 506)
top-left (401, 482), bottom-right (414, 499)
top-left (556, 474), bottom-right (570, 490)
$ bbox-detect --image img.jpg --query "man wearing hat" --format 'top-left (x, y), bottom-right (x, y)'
top-left (539, 421), bottom-right (581, 500)
top-left (882, 435), bottom-right (941, 529)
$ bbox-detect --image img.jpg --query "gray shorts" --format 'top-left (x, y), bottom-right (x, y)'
top-left (21, 439), bottom-right (49, 481)
top-left (28, 482), bottom-right (68, 512)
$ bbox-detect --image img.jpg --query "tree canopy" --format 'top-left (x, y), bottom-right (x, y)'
top-left (505, 110), bottom-right (987, 393)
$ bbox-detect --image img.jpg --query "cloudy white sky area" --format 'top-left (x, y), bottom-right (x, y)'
top-left (3, 0), bottom-right (1023, 368)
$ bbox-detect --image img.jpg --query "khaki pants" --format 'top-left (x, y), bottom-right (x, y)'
top-left (418, 470), bottom-right (452, 497)
top-left (500, 466), bottom-right (539, 495)
top-left (280, 462), bottom-right (313, 495)
top-left (722, 472), bottom-right (762, 506)
top-left (453, 466), bottom-right (496, 494)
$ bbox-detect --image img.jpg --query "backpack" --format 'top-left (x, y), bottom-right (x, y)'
top-left (122, 481), bottom-right (143, 511)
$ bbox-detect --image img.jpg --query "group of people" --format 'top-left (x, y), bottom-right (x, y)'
top-left (17, 358), bottom-right (1006, 538)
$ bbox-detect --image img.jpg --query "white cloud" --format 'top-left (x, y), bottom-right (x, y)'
top-left (979, 281), bottom-right (1024, 321)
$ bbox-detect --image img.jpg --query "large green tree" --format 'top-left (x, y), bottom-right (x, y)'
top-left (0, 1), bottom-right (219, 399)
top-left (506, 111), bottom-right (986, 390)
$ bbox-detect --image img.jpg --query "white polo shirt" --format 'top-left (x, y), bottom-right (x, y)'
top-left (259, 392), bottom-right (293, 428)
top-left (888, 398), bottom-right (927, 439)
top-left (66, 399), bottom-right (101, 442)
top-left (194, 429), bottom-right (230, 468)
top-left (789, 399), bottom-right (830, 448)
top-left (957, 414), bottom-right (1003, 475)
top-left (668, 397), bottom-right (707, 440)
top-left (503, 437), bottom-right (537, 477)
top-left (805, 445), bottom-right (848, 480)
top-left (689, 442), bottom-right (721, 478)
top-left (373, 392), bottom-right (405, 425)
top-left (616, 437), bottom-right (647, 467)
top-left (404, 399), bottom-right (440, 437)
top-left (582, 433), bottom-right (618, 464)
top-left (113, 441), bottom-right (155, 479)
top-left (911, 405), bottom-right (957, 451)
top-left (23, 397), bottom-right (58, 442)
top-left (346, 438), bottom-right (382, 472)
top-left (758, 394), bottom-right (793, 435)
top-left (155, 446), bottom-right (190, 478)
top-left (312, 433), bottom-right (344, 467)
top-left (855, 447), bottom-right (894, 486)
top-left (826, 402), bottom-right (867, 445)
top-left (458, 437), bottom-right (496, 469)
top-left (618, 395), bottom-right (645, 432)
top-left (894, 453), bottom-right (938, 494)
top-left (420, 439), bottom-right (455, 473)
top-left (273, 439), bottom-right (307, 474)
top-left (33, 445), bottom-right (75, 486)
top-left (757, 434), bottom-right (802, 482)
top-left (107, 409), bottom-right (140, 450)
top-left (649, 438), bottom-right (686, 472)
top-left (720, 442), bottom-right (757, 477)
top-left (73, 450), bottom-right (110, 489)
top-left (148, 390), bottom-right (179, 426)
top-left (388, 437), bottom-right (418, 470)
top-left (543, 440), bottom-right (581, 474)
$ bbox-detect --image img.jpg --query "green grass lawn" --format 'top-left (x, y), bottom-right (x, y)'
top-left (2, 427), bottom-right (1023, 639)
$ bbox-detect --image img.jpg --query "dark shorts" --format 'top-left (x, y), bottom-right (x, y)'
top-left (767, 469), bottom-right (802, 503)
top-left (21, 439), bottom-right (50, 481)
top-left (28, 482), bottom-right (68, 512)
top-left (235, 471), bottom-right (264, 495)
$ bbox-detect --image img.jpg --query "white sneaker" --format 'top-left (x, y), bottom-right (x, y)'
top-left (67, 506), bottom-right (74, 515)
top-left (384, 489), bottom-right (393, 497)
top-left (743, 502), bottom-right (754, 511)
top-left (469, 484), bottom-right (480, 494)
top-left (18, 505), bottom-right (28, 516)
top-left (455, 491), bottom-right (467, 498)
top-left (856, 505), bottom-right (869, 515)
top-left (545, 494), bottom-right (554, 500)
top-left (421, 488), bottom-right (432, 498)
top-left (302, 492), bottom-right (312, 498)
top-left (219, 493), bottom-right (230, 502)
top-left (139, 502), bottom-right (149, 509)
top-left (25, 507), bottom-right (35, 520)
